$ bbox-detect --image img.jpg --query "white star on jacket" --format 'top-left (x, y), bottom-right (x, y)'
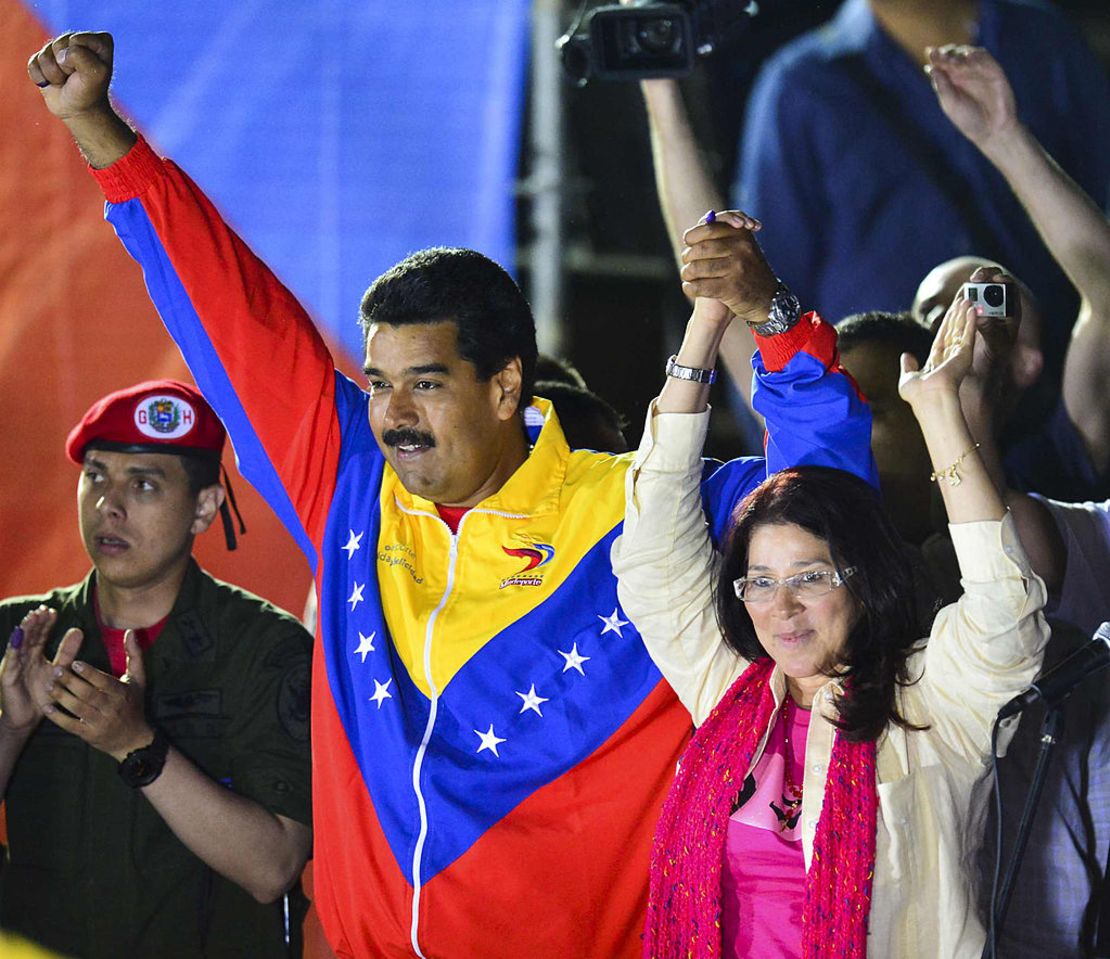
top-left (598, 608), bottom-right (629, 638)
top-left (342, 529), bottom-right (364, 559)
top-left (354, 631), bottom-right (376, 663)
top-left (370, 678), bottom-right (393, 708)
top-left (474, 724), bottom-right (507, 757)
top-left (348, 582), bottom-right (365, 611)
top-left (516, 684), bottom-right (550, 717)
top-left (558, 643), bottom-right (590, 676)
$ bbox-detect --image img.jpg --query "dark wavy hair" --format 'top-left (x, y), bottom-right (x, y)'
top-left (358, 247), bottom-right (538, 413)
top-left (715, 466), bottom-right (924, 742)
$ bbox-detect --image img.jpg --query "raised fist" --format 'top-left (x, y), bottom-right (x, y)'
top-left (27, 32), bottom-right (115, 121)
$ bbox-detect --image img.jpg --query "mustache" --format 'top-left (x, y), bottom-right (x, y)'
top-left (382, 428), bottom-right (436, 449)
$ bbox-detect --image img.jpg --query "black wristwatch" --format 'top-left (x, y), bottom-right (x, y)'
top-left (117, 727), bottom-right (169, 788)
top-left (751, 281), bottom-right (802, 337)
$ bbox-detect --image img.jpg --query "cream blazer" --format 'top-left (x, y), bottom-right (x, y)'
top-left (613, 407), bottom-right (1049, 958)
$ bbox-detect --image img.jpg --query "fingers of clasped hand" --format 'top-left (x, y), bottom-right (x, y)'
top-left (680, 210), bottom-right (776, 323)
top-left (898, 296), bottom-right (977, 404)
top-left (43, 629), bottom-right (151, 761)
top-left (27, 32), bottom-right (114, 118)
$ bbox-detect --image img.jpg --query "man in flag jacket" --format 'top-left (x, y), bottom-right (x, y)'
top-left (29, 32), bottom-right (875, 959)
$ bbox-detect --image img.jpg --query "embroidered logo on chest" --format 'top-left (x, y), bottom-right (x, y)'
top-left (500, 543), bottom-right (554, 589)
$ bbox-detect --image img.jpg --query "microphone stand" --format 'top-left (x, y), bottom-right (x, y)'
top-left (985, 704), bottom-right (1064, 959)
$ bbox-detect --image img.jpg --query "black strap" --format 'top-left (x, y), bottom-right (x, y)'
top-left (218, 463), bottom-right (247, 551)
top-left (837, 54), bottom-right (1005, 264)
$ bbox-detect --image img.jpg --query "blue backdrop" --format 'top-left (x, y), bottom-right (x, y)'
top-left (29, 0), bottom-right (531, 363)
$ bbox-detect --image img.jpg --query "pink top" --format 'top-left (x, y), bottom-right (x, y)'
top-left (721, 697), bottom-right (811, 958)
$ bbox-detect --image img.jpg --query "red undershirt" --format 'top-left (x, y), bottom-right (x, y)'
top-left (93, 587), bottom-right (168, 678)
top-left (436, 504), bottom-right (470, 534)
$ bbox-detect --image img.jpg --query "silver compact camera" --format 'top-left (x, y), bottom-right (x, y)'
top-left (962, 282), bottom-right (1009, 317)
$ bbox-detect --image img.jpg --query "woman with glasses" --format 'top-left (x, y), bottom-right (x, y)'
top-left (614, 290), bottom-right (1048, 958)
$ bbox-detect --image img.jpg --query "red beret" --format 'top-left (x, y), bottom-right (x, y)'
top-left (65, 380), bottom-right (226, 465)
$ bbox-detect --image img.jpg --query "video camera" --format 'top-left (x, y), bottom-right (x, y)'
top-left (962, 281), bottom-right (1010, 318)
top-left (557, 0), bottom-right (754, 85)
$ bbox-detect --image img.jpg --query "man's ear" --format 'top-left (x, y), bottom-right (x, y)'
top-left (191, 484), bottom-right (227, 535)
top-left (492, 358), bottom-right (525, 420)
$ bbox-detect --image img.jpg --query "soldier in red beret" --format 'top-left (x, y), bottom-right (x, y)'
top-left (0, 381), bottom-right (314, 959)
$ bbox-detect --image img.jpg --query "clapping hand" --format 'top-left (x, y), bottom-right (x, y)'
top-left (0, 608), bottom-right (82, 735)
top-left (43, 629), bottom-right (154, 763)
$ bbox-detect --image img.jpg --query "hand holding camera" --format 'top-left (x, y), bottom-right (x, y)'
top-left (559, 1), bottom-right (755, 85)
top-left (955, 267), bottom-right (1022, 430)
top-left (961, 280), bottom-right (1008, 317)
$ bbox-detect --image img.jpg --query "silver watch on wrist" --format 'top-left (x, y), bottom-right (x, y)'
top-left (752, 281), bottom-right (802, 337)
top-left (665, 355), bottom-right (717, 385)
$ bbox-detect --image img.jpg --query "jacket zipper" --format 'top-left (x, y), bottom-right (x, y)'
top-left (401, 504), bottom-right (528, 955)
top-left (409, 525), bottom-right (459, 958)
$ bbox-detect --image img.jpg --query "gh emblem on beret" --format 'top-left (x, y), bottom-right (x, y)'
top-left (135, 395), bottom-right (196, 440)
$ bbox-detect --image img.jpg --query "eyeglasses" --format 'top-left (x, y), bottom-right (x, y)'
top-left (733, 567), bottom-right (857, 604)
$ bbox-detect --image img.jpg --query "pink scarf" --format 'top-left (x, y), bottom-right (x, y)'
top-left (644, 657), bottom-right (878, 958)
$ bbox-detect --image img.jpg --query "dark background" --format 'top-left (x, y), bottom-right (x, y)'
top-left (517, 0), bottom-right (1110, 458)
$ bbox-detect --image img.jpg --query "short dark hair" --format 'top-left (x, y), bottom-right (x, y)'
top-left (535, 380), bottom-right (628, 453)
top-left (534, 354), bottom-right (587, 389)
top-left (716, 467), bottom-right (924, 742)
top-left (358, 247), bottom-right (538, 411)
top-left (837, 310), bottom-right (934, 366)
top-left (180, 453), bottom-right (221, 496)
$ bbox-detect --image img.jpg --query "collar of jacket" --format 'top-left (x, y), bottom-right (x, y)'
top-left (388, 396), bottom-right (571, 520)
top-left (76, 559), bottom-right (216, 664)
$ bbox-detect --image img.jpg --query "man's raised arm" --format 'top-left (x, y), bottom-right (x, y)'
top-left (28, 33), bottom-right (135, 168)
top-left (29, 32), bottom-right (350, 561)
top-left (673, 213), bottom-right (875, 484)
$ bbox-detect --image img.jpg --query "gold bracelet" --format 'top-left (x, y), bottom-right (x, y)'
top-left (929, 443), bottom-right (981, 487)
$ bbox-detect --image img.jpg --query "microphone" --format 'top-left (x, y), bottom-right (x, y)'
top-left (998, 622), bottom-right (1110, 720)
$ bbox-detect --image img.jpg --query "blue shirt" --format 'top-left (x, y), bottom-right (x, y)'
top-left (732, 0), bottom-right (1110, 372)
top-left (1005, 399), bottom-right (1110, 503)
